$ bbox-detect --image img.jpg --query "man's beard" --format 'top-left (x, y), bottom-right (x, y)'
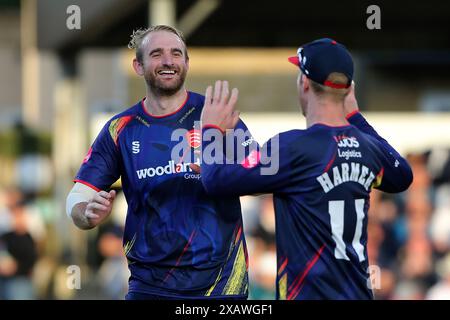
top-left (144, 67), bottom-right (187, 97)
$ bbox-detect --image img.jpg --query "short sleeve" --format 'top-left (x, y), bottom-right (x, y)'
top-left (74, 120), bottom-right (122, 191)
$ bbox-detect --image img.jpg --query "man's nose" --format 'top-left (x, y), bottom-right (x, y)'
top-left (161, 52), bottom-right (173, 66)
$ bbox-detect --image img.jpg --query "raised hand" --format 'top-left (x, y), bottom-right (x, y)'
top-left (344, 81), bottom-right (360, 116)
top-left (201, 80), bottom-right (240, 133)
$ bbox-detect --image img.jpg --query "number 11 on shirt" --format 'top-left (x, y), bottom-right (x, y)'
top-left (328, 199), bottom-right (366, 262)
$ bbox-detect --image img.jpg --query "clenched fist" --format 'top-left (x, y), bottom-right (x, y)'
top-left (84, 190), bottom-right (117, 227)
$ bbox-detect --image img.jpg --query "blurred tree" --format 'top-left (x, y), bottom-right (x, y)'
top-left (0, 121), bottom-right (51, 157)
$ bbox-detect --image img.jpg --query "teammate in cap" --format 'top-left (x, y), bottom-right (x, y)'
top-left (197, 38), bottom-right (413, 299)
top-left (66, 25), bottom-right (256, 299)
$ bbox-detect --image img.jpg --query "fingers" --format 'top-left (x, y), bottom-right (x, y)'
top-left (85, 211), bottom-right (99, 219)
top-left (91, 190), bottom-right (116, 208)
top-left (87, 202), bottom-right (109, 212)
top-left (84, 189), bottom-right (116, 224)
top-left (204, 85), bottom-right (212, 107)
top-left (93, 193), bottom-right (111, 206)
top-left (213, 80), bottom-right (222, 104)
top-left (98, 190), bottom-right (111, 199)
top-left (349, 81), bottom-right (355, 93)
top-left (220, 81), bottom-right (229, 104)
top-left (227, 88), bottom-right (239, 111)
top-left (208, 80), bottom-right (237, 107)
top-left (348, 82), bottom-right (357, 100)
top-left (204, 81), bottom-right (238, 132)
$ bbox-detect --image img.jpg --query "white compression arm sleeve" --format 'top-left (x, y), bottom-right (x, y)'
top-left (66, 182), bottom-right (97, 218)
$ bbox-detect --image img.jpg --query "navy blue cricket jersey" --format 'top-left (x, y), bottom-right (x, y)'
top-left (200, 111), bottom-right (413, 300)
top-left (75, 91), bottom-right (251, 298)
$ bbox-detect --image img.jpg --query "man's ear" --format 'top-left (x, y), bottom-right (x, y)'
top-left (132, 58), bottom-right (144, 76)
top-left (302, 74), bottom-right (310, 92)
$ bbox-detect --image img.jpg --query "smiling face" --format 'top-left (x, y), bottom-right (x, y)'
top-left (134, 30), bottom-right (189, 96)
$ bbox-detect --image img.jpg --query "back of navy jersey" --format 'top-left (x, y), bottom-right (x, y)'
top-left (75, 91), bottom-right (249, 298)
top-left (274, 124), bottom-right (383, 300)
top-left (200, 115), bottom-right (412, 300)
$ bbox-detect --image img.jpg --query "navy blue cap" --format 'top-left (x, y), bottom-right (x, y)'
top-left (288, 38), bottom-right (353, 89)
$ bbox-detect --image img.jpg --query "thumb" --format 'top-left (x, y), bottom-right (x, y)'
top-left (189, 163), bottom-right (201, 174)
top-left (109, 190), bottom-right (117, 200)
top-left (230, 110), bottom-right (240, 129)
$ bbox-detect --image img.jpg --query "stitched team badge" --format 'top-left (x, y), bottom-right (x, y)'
top-left (186, 129), bottom-right (201, 149)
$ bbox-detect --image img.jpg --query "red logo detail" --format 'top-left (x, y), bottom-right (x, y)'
top-left (241, 150), bottom-right (261, 169)
top-left (333, 134), bottom-right (350, 142)
top-left (186, 129), bottom-right (201, 149)
top-left (83, 147), bottom-right (92, 164)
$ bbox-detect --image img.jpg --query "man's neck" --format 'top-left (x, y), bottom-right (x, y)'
top-left (305, 99), bottom-right (349, 128)
top-left (143, 88), bottom-right (188, 116)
